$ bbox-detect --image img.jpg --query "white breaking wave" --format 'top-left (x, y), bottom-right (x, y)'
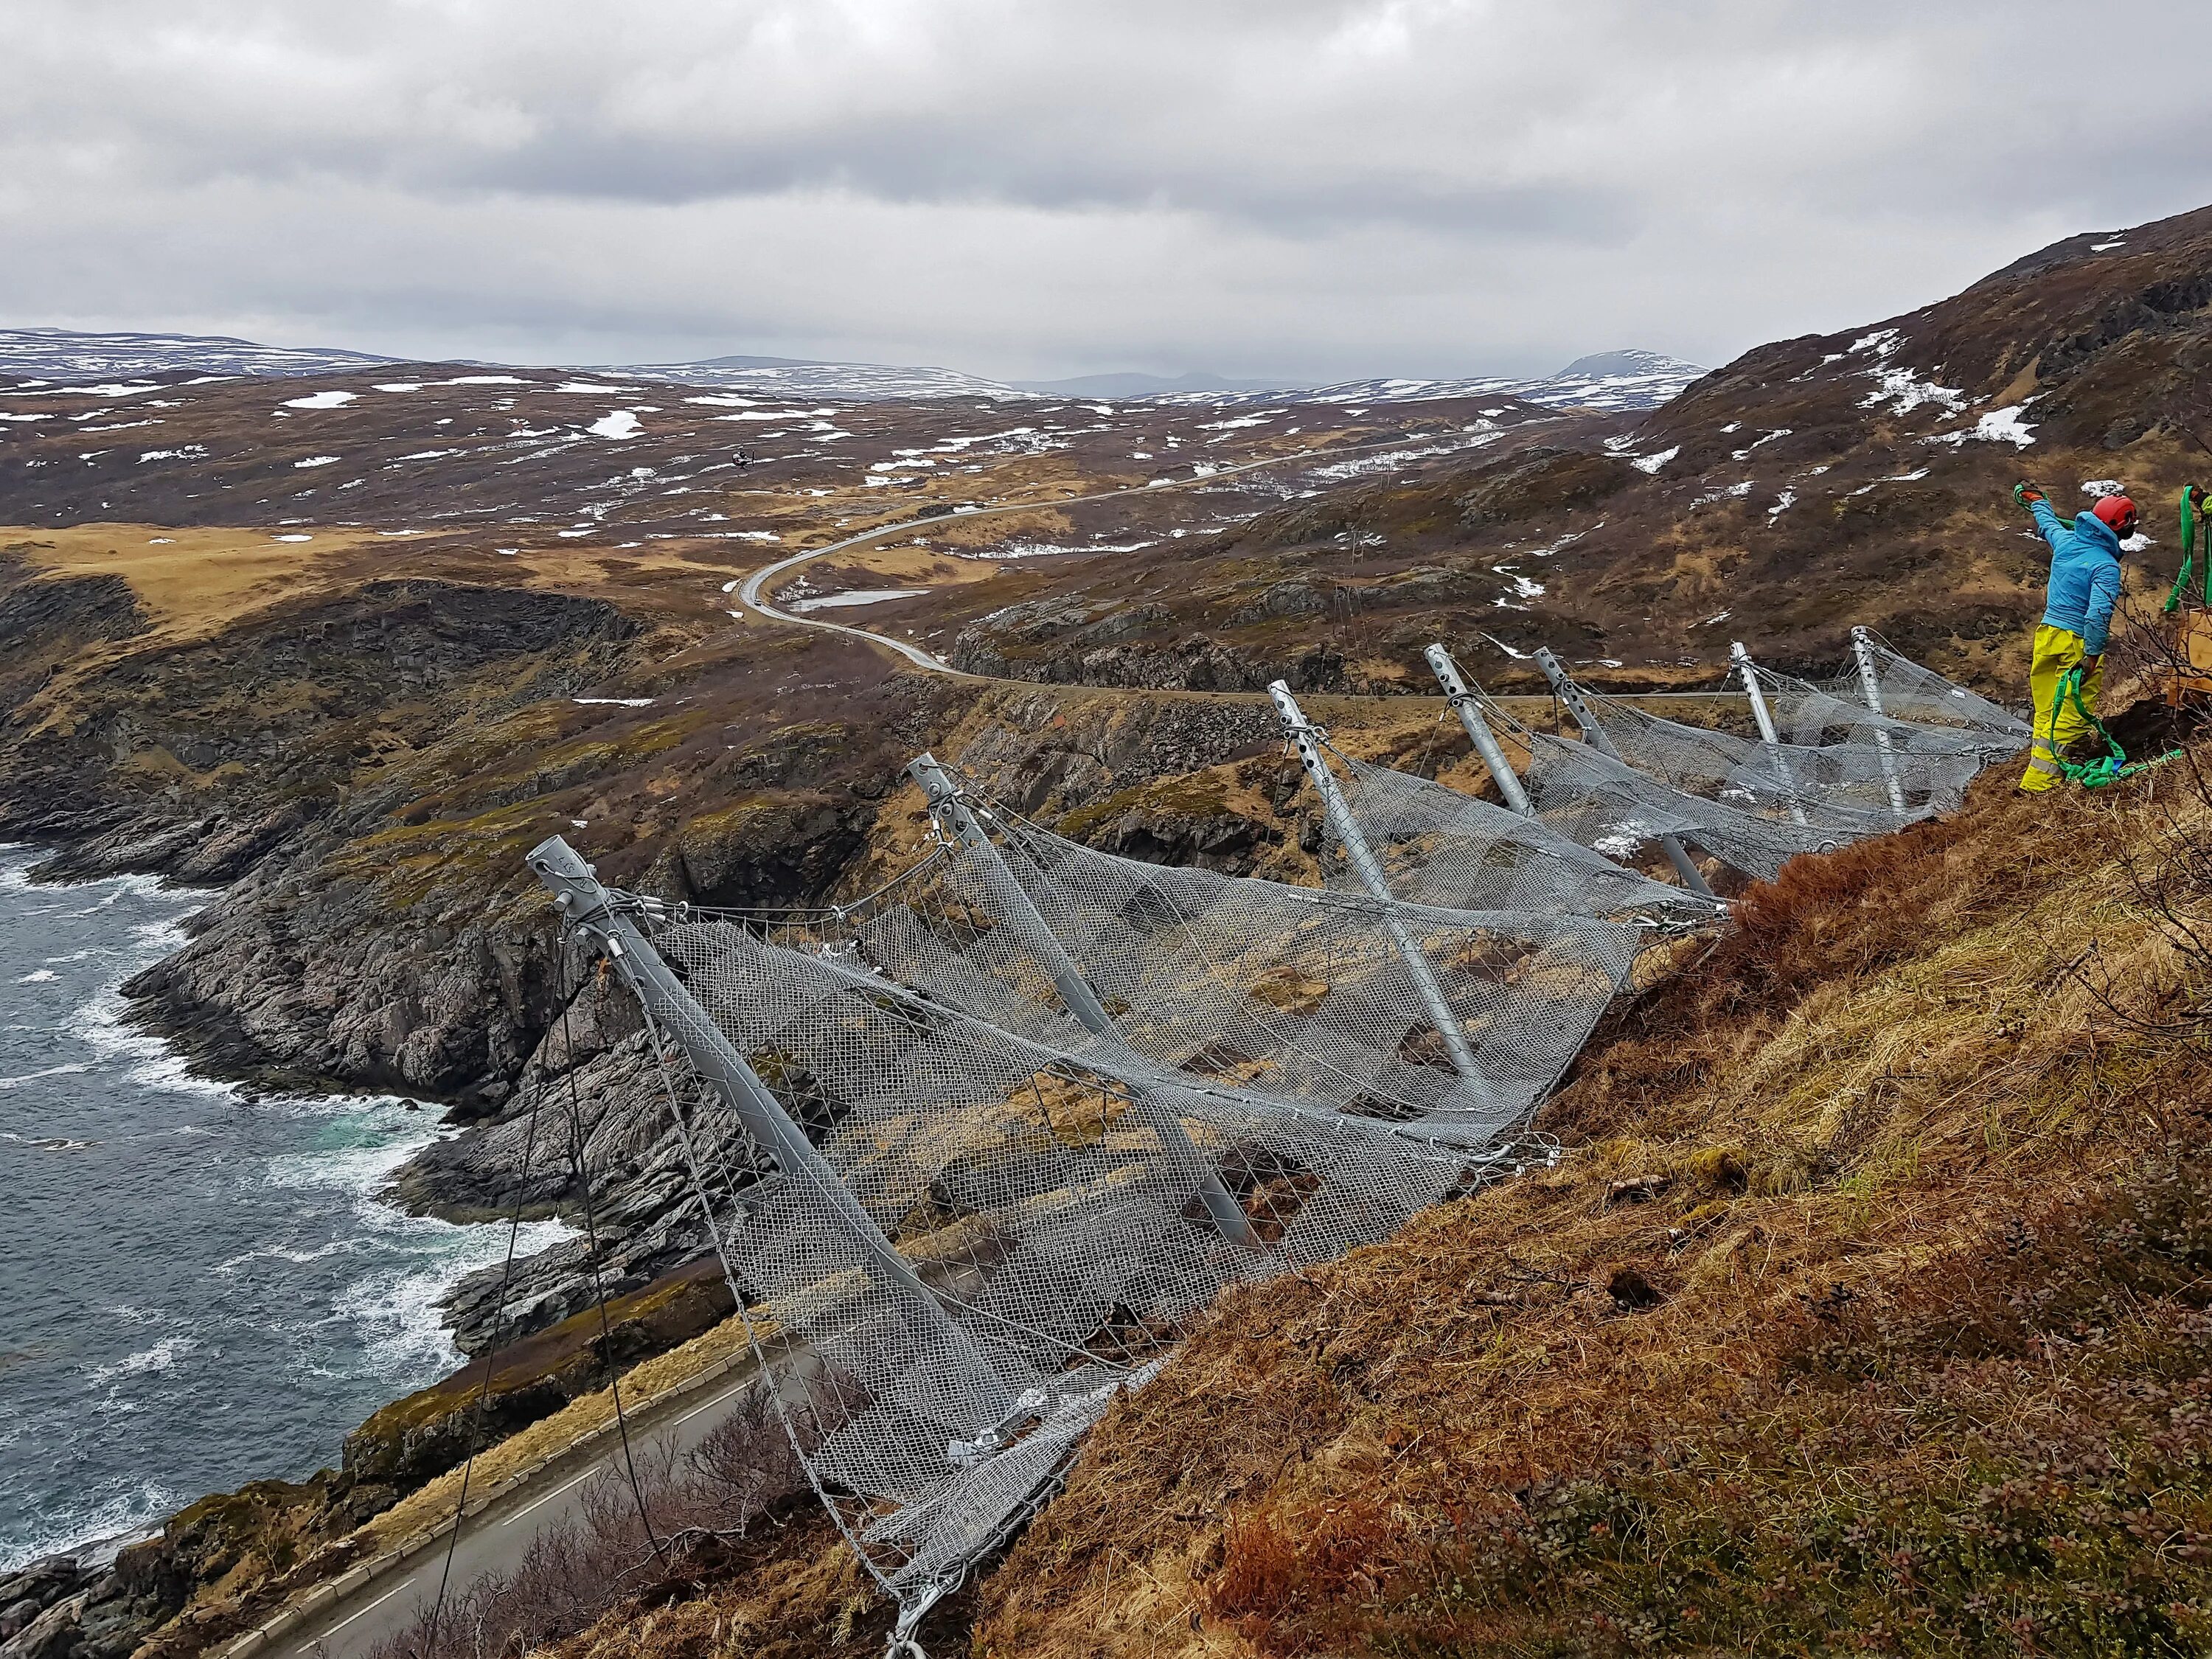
top-left (262, 1110), bottom-right (573, 1374)
top-left (76, 981), bottom-right (239, 1102)
top-left (1, 1484), bottom-right (181, 1575)
top-left (0, 1061), bottom-right (91, 1087)
top-left (88, 1335), bottom-right (201, 1385)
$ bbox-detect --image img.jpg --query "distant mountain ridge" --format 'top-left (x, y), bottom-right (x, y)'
top-left (1130, 350), bottom-right (1705, 414)
top-left (1012, 370), bottom-right (1301, 397)
top-left (614, 355), bottom-right (1022, 401)
top-left (1015, 351), bottom-right (1705, 411)
top-left (0, 326), bottom-right (1702, 411)
top-left (0, 327), bottom-right (395, 382)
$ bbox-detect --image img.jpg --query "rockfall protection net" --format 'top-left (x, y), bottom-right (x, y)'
top-left (754, 796), bottom-right (1650, 1146)
top-left (552, 749), bottom-right (1690, 1622)
top-left (1329, 644), bottom-right (2026, 891)
top-left (1312, 740), bottom-right (1724, 922)
top-left (1810, 632), bottom-right (2031, 748)
top-left (608, 900), bottom-right (1481, 1621)
top-left (535, 640), bottom-right (2019, 1633)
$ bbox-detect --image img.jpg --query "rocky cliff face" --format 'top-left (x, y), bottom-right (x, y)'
top-left (11, 198), bottom-right (2212, 1659)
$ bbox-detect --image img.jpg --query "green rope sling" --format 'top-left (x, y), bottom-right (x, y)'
top-left (2045, 666), bottom-right (2181, 788)
top-left (2164, 483), bottom-right (2206, 613)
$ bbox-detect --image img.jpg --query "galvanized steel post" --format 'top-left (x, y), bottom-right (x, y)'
top-left (1850, 627), bottom-right (1910, 824)
top-left (525, 834), bottom-right (1018, 1416)
top-left (907, 756), bottom-right (1262, 1251)
top-left (1730, 641), bottom-right (1809, 827)
top-left (1266, 681), bottom-right (1487, 1082)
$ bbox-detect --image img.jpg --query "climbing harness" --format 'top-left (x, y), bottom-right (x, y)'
top-left (2164, 483), bottom-right (2208, 613)
top-left (2044, 664), bottom-right (2183, 788)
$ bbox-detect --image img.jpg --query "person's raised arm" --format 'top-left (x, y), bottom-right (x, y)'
top-left (2015, 481), bottom-right (2066, 548)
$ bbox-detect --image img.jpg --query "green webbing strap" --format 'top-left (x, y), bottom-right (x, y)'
top-left (2165, 484), bottom-right (2203, 614)
top-left (2046, 666), bottom-right (2183, 789)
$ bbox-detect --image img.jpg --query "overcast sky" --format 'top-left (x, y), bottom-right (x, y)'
top-left (4, 0), bottom-right (2209, 381)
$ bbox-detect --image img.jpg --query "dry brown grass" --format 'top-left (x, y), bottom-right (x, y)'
top-left (543, 1512), bottom-right (930, 1659)
top-left (773, 540), bottom-right (1007, 604)
top-left (965, 758), bottom-right (2212, 1658)
top-left (526, 736), bottom-right (2212, 1659)
top-left (361, 1310), bottom-right (771, 1554)
top-left (4, 523), bottom-right (380, 640)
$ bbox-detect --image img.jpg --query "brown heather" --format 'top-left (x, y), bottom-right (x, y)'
top-left (530, 712), bottom-right (2212, 1659)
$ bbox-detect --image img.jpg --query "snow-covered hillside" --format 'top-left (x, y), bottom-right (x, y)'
top-left (0, 327), bottom-right (394, 382)
top-left (617, 358), bottom-right (1024, 402)
top-left (1138, 350), bottom-right (1704, 414)
top-left (0, 327), bottom-right (1703, 413)
top-left (0, 330), bottom-right (1026, 403)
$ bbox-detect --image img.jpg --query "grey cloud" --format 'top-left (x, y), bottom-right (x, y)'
top-left (2, 0), bottom-right (2209, 379)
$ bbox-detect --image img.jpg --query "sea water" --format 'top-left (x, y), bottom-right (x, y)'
top-left (0, 846), bottom-right (565, 1568)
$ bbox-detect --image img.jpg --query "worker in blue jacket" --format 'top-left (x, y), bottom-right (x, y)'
top-left (2014, 483), bottom-right (2134, 791)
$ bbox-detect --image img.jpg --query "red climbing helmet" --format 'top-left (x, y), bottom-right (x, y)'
top-left (2093, 493), bottom-right (2139, 535)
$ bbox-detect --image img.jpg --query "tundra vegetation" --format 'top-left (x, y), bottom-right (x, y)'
top-left (11, 205), bottom-right (2212, 1659)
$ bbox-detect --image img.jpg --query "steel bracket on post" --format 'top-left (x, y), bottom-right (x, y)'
top-left (1266, 681), bottom-right (1488, 1081)
top-left (1529, 650), bottom-right (1717, 898)
top-left (1850, 627), bottom-right (1910, 824)
top-left (1730, 641), bottom-right (1809, 827)
top-left (1423, 642), bottom-right (1534, 815)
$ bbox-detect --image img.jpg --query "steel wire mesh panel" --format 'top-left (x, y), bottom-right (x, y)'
top-left (1747, 661), bottom-right (2022, 762)
top-left (771, 803), bottom-right (1649, 1144)
top-left (1808, 636), bottom-right (2031, 746)
top-left (1326, 731), bottom-right (1838, 887)
top-left (626, 912), bottom-right (1466, 1607)
top-left (1320, 749), bottom-right (1721, 921)
top-left (1571, 684), bottom-right (1975, 824)
top-left (995, 814), bottom-right (1646, 1139)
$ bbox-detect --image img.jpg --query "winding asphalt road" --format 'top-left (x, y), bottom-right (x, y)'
top-left (735, 429), bottom-right (1475, 670)
top-left (246, 421), bottom-right (1758, 1659)
top-left (271, 1339), bottom-right (823, 1659)
top-left (235, 432), bottom-right (1459, 1659)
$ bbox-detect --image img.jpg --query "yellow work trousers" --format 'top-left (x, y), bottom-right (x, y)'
top-left (2020, 623), bottom-right (2104, 792)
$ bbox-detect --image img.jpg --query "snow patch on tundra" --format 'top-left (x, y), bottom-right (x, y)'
top-left (1970, 406), bottom-right (2037, 447)
top-left (1860, 366), bottom-right (1965, 417)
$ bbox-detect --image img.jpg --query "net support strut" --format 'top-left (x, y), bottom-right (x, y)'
top-left (524, 834), bottom-right (1018, 1417)
top-left (1849, 627), bottom-right (1910, 824)
top-left (1531, 648), bottom-right (1717, 897)
top-left (905, 755), bottom-right (1262, 1251)
top-left (1266, 681), bottom-right (1487, 1081)
top-left (1423, 642), bottom-right (1534, 814)
top-left (1729, 641), bottom-right (1809, 827)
